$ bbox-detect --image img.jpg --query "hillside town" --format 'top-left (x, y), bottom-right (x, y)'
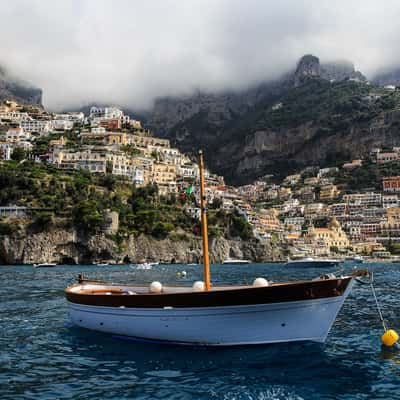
top-left (2, 99), bottom-right (400, 260)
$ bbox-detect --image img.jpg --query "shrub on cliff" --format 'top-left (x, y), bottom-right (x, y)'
top-left (10, 147), bottom-right (27, 161)
top-left (152, 221), bottom-right (174, 239)
top-left (73, 200), bottom-right (105, 233)
top-left (228, 212), bottom-right (253, 240)
top-left (0, 222), bottom-right (17, 235)
top-left (30, 211), bottom-right (54, 231)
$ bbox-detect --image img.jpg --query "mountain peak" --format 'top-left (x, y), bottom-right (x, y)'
top-left (294, 55), bottom-right (321, 86)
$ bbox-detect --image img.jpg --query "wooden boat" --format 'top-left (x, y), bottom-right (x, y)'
top-left (65, 151), bottom-right (368, 346)
top-left (66, 270), bottom-right (367, 345)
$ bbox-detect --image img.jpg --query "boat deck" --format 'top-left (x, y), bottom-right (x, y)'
top-left (66, 276), bottom-right (343, 296)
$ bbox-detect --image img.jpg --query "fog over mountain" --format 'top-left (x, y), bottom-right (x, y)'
top-left (1, 0), bottom-right (400, 111)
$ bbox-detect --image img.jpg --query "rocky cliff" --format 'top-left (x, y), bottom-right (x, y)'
top-left (0, 66), bottom-right (42, 106)
top-left (373, 67), bottom-right (400, 87)
top-left (0, 227), bottom-right (284, 265)
top-left (145, 55), bottom-right (395, 185)
top-left (148, 55), bottom-right (366, 135)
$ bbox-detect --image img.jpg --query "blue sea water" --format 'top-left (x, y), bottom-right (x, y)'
top-left (1, 262), bottom-right (400, 400)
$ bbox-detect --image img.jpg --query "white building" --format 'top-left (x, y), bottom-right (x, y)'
top-left (89, 106), bottom-right (128, 122)
top-left (383, 195), bottom-right (399, 209)
top-left (53, 112), bottom-right (85, 122)
top-left (6, 127), bottom-right (31, 142)
top-left (51, 120), bottom-right (74, 130)
top-left (185, 207), bottom-right (201, 220)
top-left (20, 120), bottom-right (50, 134)
top-left (282, 199), bottom-right (300, 212)
top-left (178, 164), bottom-right (199, 179)
top-left (0, 205), bottom-right (28, 217)
top-left (318, 167), bottom-right (339, 177)
top-left (76, 160), bottom-right (106, 173)
top-left (0, 143), bottom-right (12, 160)
top-left (284, 217), bottom-right (305, 227)
top-left (129, 119), bottom-right (142, 129)
top-left (91, 127), bottom-right (106, 134)
top-left (343, 193), bottom-right (382, 207)
top-left (112, 162), bottom-right (144, 185)
top-left (0, 111), bottom-right (30, 122)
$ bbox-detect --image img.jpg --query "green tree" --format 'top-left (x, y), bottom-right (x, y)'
top-left (11, 147), bottom-right (26, 161)
top-left (73, 200), bottom-right (105, 232)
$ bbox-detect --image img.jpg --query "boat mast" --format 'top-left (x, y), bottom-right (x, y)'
top-left (198, 150), bottom-right (211, 290)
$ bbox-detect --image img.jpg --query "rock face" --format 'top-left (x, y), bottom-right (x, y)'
top-left (0, 227), bottom-right (284, 265)
top-left (321, 60), bottom-right (366, 82)
top-left (144, 54), bottom-right (386, 184)
top-left (147, 54), bottom-right (366, 136)
top-left (294, 55), bottom-right (321, 86)
top-left (0, 66), bottom-right (42, 106)
top-left (148, 80), bottom-right (291, 138)
top-left (373, 68), bottom-right (400, 86)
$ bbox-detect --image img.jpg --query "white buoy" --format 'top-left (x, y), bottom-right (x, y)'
top-left (150, 281), bottom-right (163, 293)
top-left (181, 270), bottom-right (187, 277)
top-left (253, 277), bottom-right (269, 287)
top-left (192, 281), bottom-right (205, 291)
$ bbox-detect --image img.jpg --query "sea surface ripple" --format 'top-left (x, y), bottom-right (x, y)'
top-left (1, 263), bottom-right (400, 399)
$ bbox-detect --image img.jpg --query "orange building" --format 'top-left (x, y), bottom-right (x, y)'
top-left (383, 176), bottom-right (400, 193)
top-left (100, 118), bottom-right (121, 131)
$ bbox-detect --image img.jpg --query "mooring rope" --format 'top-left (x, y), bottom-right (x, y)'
top-left (369, 271), bottom-right (387, 332)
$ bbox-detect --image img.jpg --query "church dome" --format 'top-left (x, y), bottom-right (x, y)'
top-left (329, 217), bottom-right (340, 229)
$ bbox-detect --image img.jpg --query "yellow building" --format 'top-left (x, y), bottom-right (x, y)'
top-left (128, 135), bottom-right (170, 149)
top-left (80, 131), bottom-right (128, 145)
top-left (319, 184), bottom-right (340, 200)
top-left (304, 177), bottom-right (319, 185)
top-left (278, 187), bottom-right (292, 199)
top-left (387, 207), bottom-right (400, 228)
top-left (50, 136), bottom-right (67, 147)
top-left (152, 163), bottom-right (177, 195)
top-left (255, 210), bottom-right (282, 233)
top-left (352, 242), bottom-right (387, 256)
top-left (105, 132), bottom-right (127, 145)
top-left (305, 217), bottom-right (349, 250)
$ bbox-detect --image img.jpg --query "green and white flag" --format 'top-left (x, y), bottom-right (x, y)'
top-left (185, 184), bottom-right (193, 195)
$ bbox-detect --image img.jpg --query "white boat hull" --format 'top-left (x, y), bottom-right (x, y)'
top-left (67, 279), bottom-right (354, 346)
top-left (285, 260), bottom-right (340, 268)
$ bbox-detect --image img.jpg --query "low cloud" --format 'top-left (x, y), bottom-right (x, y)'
top-left (1, 0), bottom-right (400, 110)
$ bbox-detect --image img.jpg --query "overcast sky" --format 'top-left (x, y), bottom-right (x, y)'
top-left (1, 0), bottom-right (400, 110)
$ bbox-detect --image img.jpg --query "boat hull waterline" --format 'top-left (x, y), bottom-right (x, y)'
top-left (66, 278), bottom-right (355, 346)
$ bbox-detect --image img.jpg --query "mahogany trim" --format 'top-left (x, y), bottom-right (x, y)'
top-left (65, 277), bottom-right (352, 308)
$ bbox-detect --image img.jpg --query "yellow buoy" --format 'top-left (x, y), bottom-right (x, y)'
top-left (381, 329), bottom-right (399, 347)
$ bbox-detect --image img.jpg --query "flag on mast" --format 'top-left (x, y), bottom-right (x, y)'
top-left (185, 184), bottom-right (193, 195)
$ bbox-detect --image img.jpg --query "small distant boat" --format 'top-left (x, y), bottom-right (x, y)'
top-left (33, 263), bottom-right (57, 268)
top-left (148, 262), bottom-right (159, 267)
top-left (222, 258), bottom-right (251, 265)
top-left (96, 263), bottom-right (109, 266)
top-left (134, 263), bottom-right (153, 270)
top-left (285, 257), bottom-right (341, 268)
top-left (345, 255), bottom-right (364, 264)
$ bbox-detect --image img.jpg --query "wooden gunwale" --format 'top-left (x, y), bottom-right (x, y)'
top-left (65, 276), bottom-right (353, 308)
